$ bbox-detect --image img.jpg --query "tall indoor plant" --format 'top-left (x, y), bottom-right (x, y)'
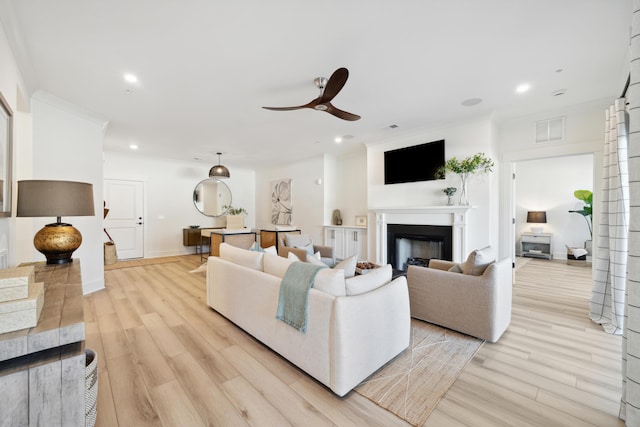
top-left (436, 152), bottom-right (494, 205)
top-left (568, 189), bottom-right (592, 240)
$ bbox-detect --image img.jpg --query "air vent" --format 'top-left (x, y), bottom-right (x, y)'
top-left (535, 117), bottom-right (565, 144)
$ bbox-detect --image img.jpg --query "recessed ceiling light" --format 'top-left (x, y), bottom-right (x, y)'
top-left (334, 136), bottom-right (343, 144)
top-left (124, 73), bottom-right (138, 83)
top-left (461, 98), bottom-right (483, 107)
top-left (129, 144), bottom-right (139, 150)
top-left (516, 83), bottom-right (531, 94)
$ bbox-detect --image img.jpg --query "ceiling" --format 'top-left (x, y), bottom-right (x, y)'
top-left (3, 0), bottom-right (633, 168)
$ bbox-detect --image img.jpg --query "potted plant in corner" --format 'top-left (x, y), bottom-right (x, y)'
top-left (436, 153), bottom-right (494, 205)
top-left (568, 189), bottom-right (593, 253)
top-left (222, 205), bottom-right (247, 229)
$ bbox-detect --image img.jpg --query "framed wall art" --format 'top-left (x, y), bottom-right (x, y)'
top-left (0, 92), bottom-right (13, 217)
top-left (355, 215), bottom-right (367, 227)
top-left (271, 178), bottom-right (292, 225)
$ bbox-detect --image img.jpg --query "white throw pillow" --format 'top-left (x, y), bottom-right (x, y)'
top-left (345, 264), bottom-right (392, 295)
top-left (264, 253), bottom-right (294, 277)
top-left (219, 243), bottom-right (264, 271)
top-left (461, 246), bottom-right (495, 276)
top-left (313, 268), bottom-right (346, 296)
top-left (263, 245), bottom-right (277, 255)
top-left (306, 252), bottom-right (325, 266)
top-left (334, 255), bottom-right (357, 278)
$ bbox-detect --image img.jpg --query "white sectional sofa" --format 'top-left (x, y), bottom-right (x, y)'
top-left (206, 243), bottom-right (411, 396)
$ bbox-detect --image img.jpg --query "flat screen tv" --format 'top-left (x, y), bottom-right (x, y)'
top-left (384, 140), bottom-right (445, 184)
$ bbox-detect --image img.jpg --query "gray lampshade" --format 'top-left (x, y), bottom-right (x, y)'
top-left (209, 152), bottom-right (230, 179)
top-left (17, 180), bottom-right (95, 218)
top-left (526, 211), bottom-right (547, 224)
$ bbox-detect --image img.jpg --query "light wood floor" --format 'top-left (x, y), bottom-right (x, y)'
top-left (85, 256), bottom-right (623, 427)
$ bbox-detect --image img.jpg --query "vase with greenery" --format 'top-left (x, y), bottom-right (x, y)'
top-left (568, 189), bottom-right (592, 240)
top-left (443, 187), bottom-right (457, 206)
top-left (222, 205), bottom-right (247, 229)
top-left (436, 153), bottom-right (494, 205)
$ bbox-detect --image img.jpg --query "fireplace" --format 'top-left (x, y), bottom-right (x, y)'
top-left (372, 206), bottom-right (473, 265)
top-left (387, 224), bottom-right (452, 272)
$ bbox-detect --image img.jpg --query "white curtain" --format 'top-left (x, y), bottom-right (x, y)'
top-left (590, 99), bottom-right (630, 335)
top-left (620, 2), bottom-right (640, 422)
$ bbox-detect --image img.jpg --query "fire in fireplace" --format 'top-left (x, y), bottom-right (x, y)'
top-left (387, 224), bottom-right (453, 272)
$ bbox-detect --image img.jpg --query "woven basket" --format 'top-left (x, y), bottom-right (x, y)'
top-left (85, 349), bottom-right (98, 427)
top-left (104, 242), bottom-right (117, 265)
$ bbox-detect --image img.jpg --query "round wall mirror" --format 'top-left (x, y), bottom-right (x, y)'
top-left (193, 178), bottom-right (232, 217)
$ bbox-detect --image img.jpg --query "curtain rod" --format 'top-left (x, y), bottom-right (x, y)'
top-left (621, 73), bottom-right (630, 98)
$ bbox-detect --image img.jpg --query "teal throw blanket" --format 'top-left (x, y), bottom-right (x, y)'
top-left (276, 261), bottom-right (325, 333)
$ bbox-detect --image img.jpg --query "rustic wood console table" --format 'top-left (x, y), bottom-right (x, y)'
top-left (0, 261), bottom-right (86, 426)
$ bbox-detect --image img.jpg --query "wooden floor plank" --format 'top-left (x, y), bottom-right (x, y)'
top-left (87, 255), bottom-right (624, 426)
top-left (168, 351), bottom-right (249, 427)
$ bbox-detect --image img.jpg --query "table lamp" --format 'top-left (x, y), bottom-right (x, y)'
top-left (526, 211), bottom-right (547, 234)
top-left (17, 180), bottom-right (95, 264)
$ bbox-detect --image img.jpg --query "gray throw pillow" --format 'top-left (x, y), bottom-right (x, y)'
top-left (461, 246), bottom-right (495, 275)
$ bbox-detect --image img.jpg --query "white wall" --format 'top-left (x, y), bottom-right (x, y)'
top-left (24, 92), bottom-right (106, 294)
top-left (332, 146), bottom-right (368, 227)
top-left (0, 15), bottom-right (30, 268)
top-left (366, 117), bottom-right (500, 261)
top-left (497, 99), bottom-right (608, 261)
top-left (255, 155), bottom-right (325, 244)
top-left (516, 154), bottom-right (594, 259)
top-left (104, 151), bottom-right (255, 258)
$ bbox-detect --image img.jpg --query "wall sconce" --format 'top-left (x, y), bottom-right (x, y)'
top-left (17, 180), bottom-right (95, 264)
top-left (526, 211), bottom-right (547, 234)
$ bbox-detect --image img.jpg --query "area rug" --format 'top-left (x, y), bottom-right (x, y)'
top-left (355, 319), bottom-right (484, 426)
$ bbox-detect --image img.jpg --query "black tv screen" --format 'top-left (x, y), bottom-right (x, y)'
top-left (384, 140), bottom-right (445, 184)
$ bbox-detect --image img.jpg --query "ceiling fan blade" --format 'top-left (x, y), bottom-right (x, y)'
top-left (326, 104), bottom-right (361, 121)
top-left (262, 97), bottom-right (320, 111)
top-left (320, 67), bottom-right (349, 103)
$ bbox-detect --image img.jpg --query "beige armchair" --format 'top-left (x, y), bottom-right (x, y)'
top-left (277, 233), bottom-right (335, 266)
top-left (406, 257), bottom-right (512, 342)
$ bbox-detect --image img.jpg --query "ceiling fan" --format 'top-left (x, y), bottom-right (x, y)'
top-left (262, 67), bottom-right (361, 121)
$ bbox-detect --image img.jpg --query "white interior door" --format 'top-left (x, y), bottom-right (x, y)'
top-left (104, 179), bottom-right (144, 259)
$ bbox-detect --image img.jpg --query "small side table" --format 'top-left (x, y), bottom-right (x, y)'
top-left (521, 232), bottom-right (552, 260)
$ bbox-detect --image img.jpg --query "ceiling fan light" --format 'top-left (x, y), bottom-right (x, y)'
top-left (209, 153), bottom-right (230, 178)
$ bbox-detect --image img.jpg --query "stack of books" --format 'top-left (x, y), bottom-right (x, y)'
top-left (0, 266), bottom-right (44, 334)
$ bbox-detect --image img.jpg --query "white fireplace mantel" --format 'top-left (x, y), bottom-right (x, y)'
top-left (371, 205), bottom-right (475, 264)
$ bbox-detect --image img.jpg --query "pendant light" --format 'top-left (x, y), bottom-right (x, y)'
top-left (209, 152), bottom-right (230, 179)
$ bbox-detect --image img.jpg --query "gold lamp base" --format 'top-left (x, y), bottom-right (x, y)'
top-left (34, 223), bottom-right (83, 264)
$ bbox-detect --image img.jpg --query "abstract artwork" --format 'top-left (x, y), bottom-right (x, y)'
top-left (271, 178), bottom-right (292, 224)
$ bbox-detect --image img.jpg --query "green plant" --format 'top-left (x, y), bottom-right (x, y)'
top-left (222, 205), bottom-right (247, 215)
top-left (568, 190), bottom-right (592, 239)
top-left (443, 187), bottom-right (457, 196)
top-left (435, 152), bottom-right (494, 178)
